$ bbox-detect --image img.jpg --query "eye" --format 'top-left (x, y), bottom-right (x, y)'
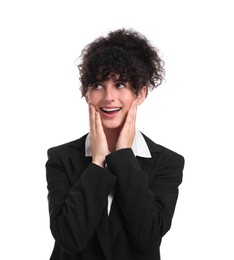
top-left (116, 82), bottom-right (126, 89)
top-left (91, 83), bottom-right (103, 90)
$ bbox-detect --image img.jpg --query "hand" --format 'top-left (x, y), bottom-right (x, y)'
top-left (89, 104), bottom-right (109, 167)
top-left (116, 99), bottom-right (137, 151)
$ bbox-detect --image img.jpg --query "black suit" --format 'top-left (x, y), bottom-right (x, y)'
top-left (46, 133), bottom-right (184, 260)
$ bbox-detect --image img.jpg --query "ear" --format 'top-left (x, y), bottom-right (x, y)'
top-left (136, 86), bottom-right (147, 105)
top-left (84, 93), bottom-right (89, 104)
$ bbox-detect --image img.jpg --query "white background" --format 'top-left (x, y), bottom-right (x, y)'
top-left (0, 0), bottom-right (233, 259)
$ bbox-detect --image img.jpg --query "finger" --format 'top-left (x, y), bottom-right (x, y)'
top-left (89, 104), bottom-right (96, 134)
top-left (125, 99), bottom-right (137, 126)
top-left (130, 99), bottom-right (137, 115)
top-left (131, 99), bottom-right (137, 128)
top-left (126, 100), bottom-right (137, 137)
top-left (95, 111), bottom-right (104, 134)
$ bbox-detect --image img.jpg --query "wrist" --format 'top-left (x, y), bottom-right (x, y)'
top-left (92, 158), bottom-right (105, 168)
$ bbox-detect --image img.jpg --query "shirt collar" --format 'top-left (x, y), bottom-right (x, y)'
top-left (85, 129), bottom-right (152, 158)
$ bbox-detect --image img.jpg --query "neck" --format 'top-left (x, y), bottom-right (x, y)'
top-left (104, 127), bottom-right (121, 153)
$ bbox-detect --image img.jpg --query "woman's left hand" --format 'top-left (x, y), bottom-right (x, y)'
top-left (116, 99), bottom-right (137, 151)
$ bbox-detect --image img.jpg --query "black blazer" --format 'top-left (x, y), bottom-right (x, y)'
top-left (46, 133), bottom-right (184, 260)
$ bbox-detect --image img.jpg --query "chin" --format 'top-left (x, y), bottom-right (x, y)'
top-left (103, 124), bottom-right (121, 130)
top-left (102, 121), bottom-right (123, 131)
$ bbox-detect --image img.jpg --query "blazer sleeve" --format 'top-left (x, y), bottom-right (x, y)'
top-left (46, 147), bottom-right (116, 255)
top-left (106, 148), bottom-right (184, 251)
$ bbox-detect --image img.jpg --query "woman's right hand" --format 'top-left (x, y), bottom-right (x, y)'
top-left (89, 104), bottom-right (109, 167)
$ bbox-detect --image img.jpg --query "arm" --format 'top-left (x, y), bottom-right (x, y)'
top-left (106, 148), bottom-right (184, 250)
top-left (46, 148), bottom-right (116, 255)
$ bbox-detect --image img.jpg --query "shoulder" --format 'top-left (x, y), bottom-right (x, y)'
top-left (141, 133), bottom-right (185, 167)
top-left (47, 134), bottom-right (88, 158)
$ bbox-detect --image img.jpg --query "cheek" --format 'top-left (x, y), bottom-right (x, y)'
top-left (122, 95), bottom-right (136, 110)
top-left (86, 92), bottom-right (98, 106)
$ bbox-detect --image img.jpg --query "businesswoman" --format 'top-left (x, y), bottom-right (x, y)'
top-left (46, 28), bottom-right (185, 260)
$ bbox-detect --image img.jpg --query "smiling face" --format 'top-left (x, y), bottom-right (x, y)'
top-left (85, 77), bottom-right (146, 131)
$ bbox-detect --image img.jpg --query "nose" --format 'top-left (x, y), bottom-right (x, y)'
top-left (104, 86), bottom-right (115, 102)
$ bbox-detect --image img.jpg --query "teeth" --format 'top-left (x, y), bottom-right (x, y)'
top-left (102, 108), bottom-right (120, 112)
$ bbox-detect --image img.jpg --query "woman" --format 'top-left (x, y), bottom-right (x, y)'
top-left (46, 28), bottom-right (185, 260)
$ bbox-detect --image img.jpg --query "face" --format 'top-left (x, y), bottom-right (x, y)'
top-left (85, 77), bottom-right (146, 131)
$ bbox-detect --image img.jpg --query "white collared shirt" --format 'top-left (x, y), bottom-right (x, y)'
top-left (85, 129), bottom-right (152, 158)
top-left (85, 129), bottom-right (152, 214)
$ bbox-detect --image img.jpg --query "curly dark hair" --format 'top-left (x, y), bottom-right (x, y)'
top-left (78, 28), bottom-right (165, 97)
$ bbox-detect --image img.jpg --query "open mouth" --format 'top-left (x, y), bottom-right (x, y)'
top-left (101, 107), bottom-right (122, 114)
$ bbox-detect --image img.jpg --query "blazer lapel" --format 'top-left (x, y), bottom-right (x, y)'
top-left (108, 197), bottom-right (123, 246)
top-left (68, 135), bottom-right (92, 178)
top-left (96, 205), bottom-right (112, 260)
